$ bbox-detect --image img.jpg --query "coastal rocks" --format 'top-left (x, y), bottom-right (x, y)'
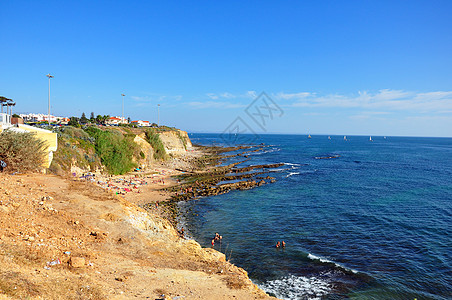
top-left (69, 256), bottom-right (85, 268)
top-left (179, 239), bottom-right (226, 263)
top-left (123, 204), bottom-right (179, 238)
top-left (169, 177), bottom-right (270, 202)
top-left (99, 212), bottom-right (122, 222)
top-left (230, 163), bottom-right (285, 173)
top-left (204, 248), bottom-right (226, 262)
top-left (0, 205), bottom-right (10, 213)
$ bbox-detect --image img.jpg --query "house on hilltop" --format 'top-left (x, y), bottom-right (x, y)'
top-left (131, 120), bottom-right (150, 127)
top-left (106, 116), bottom-right (128, 125)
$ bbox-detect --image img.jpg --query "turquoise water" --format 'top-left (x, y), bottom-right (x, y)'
top-left (180, 134), bottom-right (452, 299)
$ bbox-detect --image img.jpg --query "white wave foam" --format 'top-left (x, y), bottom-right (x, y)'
top-left (307, 253), bottom-right (358, 273)
top-left (270, 168), bottom-right (287, 172)
top-left (286, 172), bottom-right (300, 178)
top-left (258, 274), bottom-right (332, 300)
top-left (284, 162), bottom-right (301, 167)
top-left (249, 147), bottom-right (281, 155)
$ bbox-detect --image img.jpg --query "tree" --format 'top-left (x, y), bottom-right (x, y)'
top-left (68, 117), bottom-right (80, 128)
top-left (90, 112), bottom-right (95, 123)
top-left (102, 115), bottom-right (110, 125)
top-left (96, 115), bottom-right (103, 124)
top-left (80, 112), bottom-right (88, 124)
top-left (127, 117), bottom-right (131, 124)
top-left (0, 96), bottom-right (12, 114)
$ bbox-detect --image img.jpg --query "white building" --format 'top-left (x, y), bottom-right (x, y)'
top-left (20, 113), bottom-right (58, 123)
top-left (0, 112), bottom-right (11, 125)
top-left (106, 116), bottom-right (128, 125)
top-left (131, 120), bottom-right (150, 127)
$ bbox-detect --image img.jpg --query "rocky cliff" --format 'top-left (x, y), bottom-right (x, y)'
top-left (159, 129), bottom-right (192, 155)
top-left (51, 126), bottom-right (194, 175)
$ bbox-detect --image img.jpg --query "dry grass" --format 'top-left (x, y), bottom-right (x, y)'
top-left (0, 129), bottom-right (46, 172)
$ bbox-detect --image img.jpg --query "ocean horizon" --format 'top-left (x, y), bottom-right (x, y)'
top-left (179, 133), bottom-right (452, 299)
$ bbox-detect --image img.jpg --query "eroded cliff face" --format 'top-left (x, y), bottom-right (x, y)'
top-left (133, 134), bottom-right (156, 168)
top-left (159, 130), bottom-right (192, 155)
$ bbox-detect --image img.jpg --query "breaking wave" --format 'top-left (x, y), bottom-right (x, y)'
top-left (258, 274), bottom-right (332, 300)
top-left (307, 253), bottom-right (358, 274)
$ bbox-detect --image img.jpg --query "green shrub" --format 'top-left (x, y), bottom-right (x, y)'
top-left (50, 132), bottom-right (101, 174)
top-left (145, 129), bottom-right (167, 160)
top-left (0, 129), bottom-right (46, 172)
top-left (62, 126), bottom-right (90, 140)
top-left (85, 127), bottom-right (138, 174)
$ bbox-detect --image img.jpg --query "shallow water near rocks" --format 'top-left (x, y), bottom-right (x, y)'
top-left (180, 133), bottom-right (452, 299)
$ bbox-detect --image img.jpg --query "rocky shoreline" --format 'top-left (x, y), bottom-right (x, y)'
top-left (146, 145), bottom-right (283, 227)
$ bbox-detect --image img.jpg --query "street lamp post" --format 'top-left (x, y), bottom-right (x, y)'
top-left (46, 73), bottom-right (54, 126)
top-left (157, 104), bottom-right (160, 127)
top-left (121, 94), bottom-right (125, 124)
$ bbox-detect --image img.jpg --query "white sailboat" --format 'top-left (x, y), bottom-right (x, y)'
top-left (343, 136), bottom-right (347, 141)
top-left (369, 136), bottom-right (373, 142)
top-left (328, 136), bottom-right (331, 140)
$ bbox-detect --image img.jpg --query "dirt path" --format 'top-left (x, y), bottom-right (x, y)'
top-left (0, 173), bottom-right (275, 299)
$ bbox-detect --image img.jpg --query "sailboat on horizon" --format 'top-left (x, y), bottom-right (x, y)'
top-left (344, 135), bottom-right (347, 141)
top-left (369, 136), bottom-right (373, 142)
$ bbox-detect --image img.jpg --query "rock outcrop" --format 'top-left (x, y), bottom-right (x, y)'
top-left (159, 130), bottom-right (192, 155)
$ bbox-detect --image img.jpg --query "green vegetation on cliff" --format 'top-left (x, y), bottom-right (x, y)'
top-left (85, 127), bottom-right (139, 175)
top-left (50, 127), bottom-right (101, 174)
top-left (51, 126), bottom-right (139, 175)
top-left (145, 129), bottom-right (167, 161)
top-left (50, 125), bottom-right (187, 175)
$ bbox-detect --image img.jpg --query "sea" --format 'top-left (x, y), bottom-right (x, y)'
top-left (178, 133), bottom-right (452, 299)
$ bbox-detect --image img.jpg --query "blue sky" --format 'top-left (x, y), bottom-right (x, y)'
top-left (1, 1), bottom-right (451, 136)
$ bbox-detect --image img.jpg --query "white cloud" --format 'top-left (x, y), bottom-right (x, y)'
top-left (206, 93), bottom-right (219, 100)
top-left (206, 92), bottom-right (237, 100)
top-left (245, 90), bottom-right (257, 99)
top-left (131, 96), bottom-right (151, 102)
top-left (131, 95), bottom-right (183, 104)
top-left (220, 92), bottom-right (236, 99)
top-left (274, 92), bottom-right (312, 100)
top-left (188, 101), bottom-right (245, 109)
top-left (290, 89), bottom-right (452, 113)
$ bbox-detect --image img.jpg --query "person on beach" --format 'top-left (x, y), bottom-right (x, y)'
top-left (179, 227), bottom-right (185, 238)
top-left (214, 232), bottom-right (222, 241)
